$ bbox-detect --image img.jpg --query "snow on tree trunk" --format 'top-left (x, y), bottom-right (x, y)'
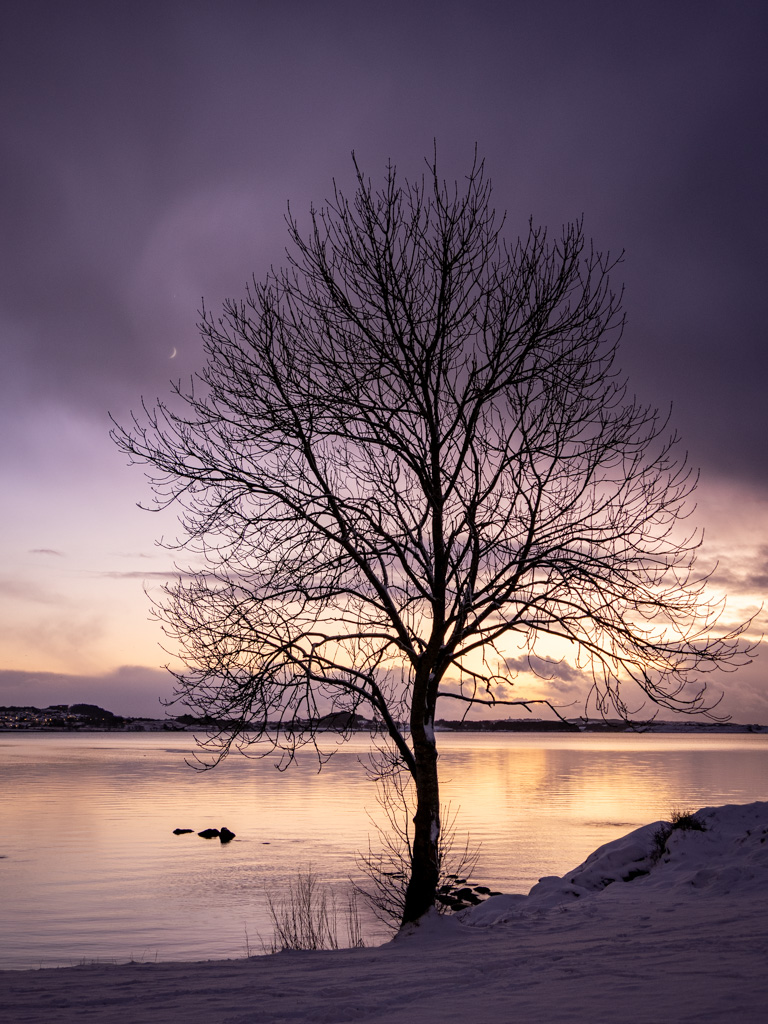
top-left (401, 709), bottom-right (440, 925)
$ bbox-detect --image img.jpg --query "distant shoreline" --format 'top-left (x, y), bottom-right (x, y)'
top-left (0, 703), bottom-right (765, 735)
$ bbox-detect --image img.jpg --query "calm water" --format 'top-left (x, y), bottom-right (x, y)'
top-left (2, 731), bottom-right (767, 969)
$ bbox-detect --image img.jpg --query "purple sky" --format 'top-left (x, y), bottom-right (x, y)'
top-left (2, 1), bottom-right (767, 719)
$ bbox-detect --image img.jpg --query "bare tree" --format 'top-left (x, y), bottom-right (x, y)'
top-left (112, 153), bottom-right (751, 925)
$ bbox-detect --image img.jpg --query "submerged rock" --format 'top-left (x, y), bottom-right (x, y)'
top-left (198, 828), bottom-right (221, 839)
top-left (172, 828), bottom-right (194, 835)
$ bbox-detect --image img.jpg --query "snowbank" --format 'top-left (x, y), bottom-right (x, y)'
top-left (467, 800), bottom-right (768, 924)
top-left (2, 803), bottom-right (767, 1023)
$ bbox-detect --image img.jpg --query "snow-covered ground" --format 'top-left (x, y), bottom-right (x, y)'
top-left (3, 802), bottom-right (767, 1023)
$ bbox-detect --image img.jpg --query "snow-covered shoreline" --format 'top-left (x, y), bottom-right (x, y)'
top-left (3, 803), bottom-right (767, 1023)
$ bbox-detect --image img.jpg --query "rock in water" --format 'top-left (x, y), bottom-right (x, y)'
top-left (173, 828), bottom-right (194, 835)
top-left (219, 827), bottom-right (236, 843)
top-left (198, 828), bottom-right (220, 839)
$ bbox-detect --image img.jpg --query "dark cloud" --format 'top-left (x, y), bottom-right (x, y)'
top-left (29, 548), bottom-right (65, 557)
top-left (505, 654), bottom-right (589, 687)
top-left (1, 1), bottom-right (766, 485)
top-left (94, 570), bottom-right (181, 581)
top-left (0, 666), bottom-right (175, 719)
top-left (706, 647), bottom-right (768, 723)
top-left (708, 546), bottom-right (768, 596)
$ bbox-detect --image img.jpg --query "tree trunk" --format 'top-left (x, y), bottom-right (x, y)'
top-left (401, 730), bottom-right (440, 925)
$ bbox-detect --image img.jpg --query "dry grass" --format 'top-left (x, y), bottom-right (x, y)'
top-left (261, 868), bottom-right (366, 952)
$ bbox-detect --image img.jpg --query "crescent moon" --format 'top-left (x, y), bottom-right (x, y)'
top-left (170, 347), bottom-right (177, 359)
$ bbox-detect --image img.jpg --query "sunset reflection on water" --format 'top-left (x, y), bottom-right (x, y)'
top-left (2, 731), bottom-right (767, 968)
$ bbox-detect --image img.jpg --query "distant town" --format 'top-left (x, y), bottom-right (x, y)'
top-left (0, 703), bottom-right (765, 733)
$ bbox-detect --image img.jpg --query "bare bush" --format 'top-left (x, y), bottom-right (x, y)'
top-left (355, 773), bottom-right (487, 927)
top-left (262, 868), bottom-right (366, 952)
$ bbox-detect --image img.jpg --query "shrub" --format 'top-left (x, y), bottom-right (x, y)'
top-left (669, 806), bottom-right (706, 832)
top-left (652, 806), bottom-right (706, 860)
top-left (262, 868), bottom-right (365, 952)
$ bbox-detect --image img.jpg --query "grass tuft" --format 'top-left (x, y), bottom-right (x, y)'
top-left (652, 805), bottom-right (706, 859)
top-left (261, 868), bottom-right (365, 952)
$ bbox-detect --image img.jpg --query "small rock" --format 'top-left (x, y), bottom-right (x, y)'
top-left (198, 828), bottom-right (220, 839)
top-left (453, 887), bottom-right (475, 900)
top-left (173, 828), bottom-right (194, 835)
top-left (219, 827), bottom-right (236, 843)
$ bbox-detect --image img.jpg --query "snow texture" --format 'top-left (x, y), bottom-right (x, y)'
top-left (2, 802), bottom-right (767, 1023)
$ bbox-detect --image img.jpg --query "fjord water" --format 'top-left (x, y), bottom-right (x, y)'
top-left (2, 731), bottom-right (767, 969)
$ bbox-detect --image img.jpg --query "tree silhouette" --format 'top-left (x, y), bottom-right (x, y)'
top-left (112, 153), bottom-right (750, 924)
